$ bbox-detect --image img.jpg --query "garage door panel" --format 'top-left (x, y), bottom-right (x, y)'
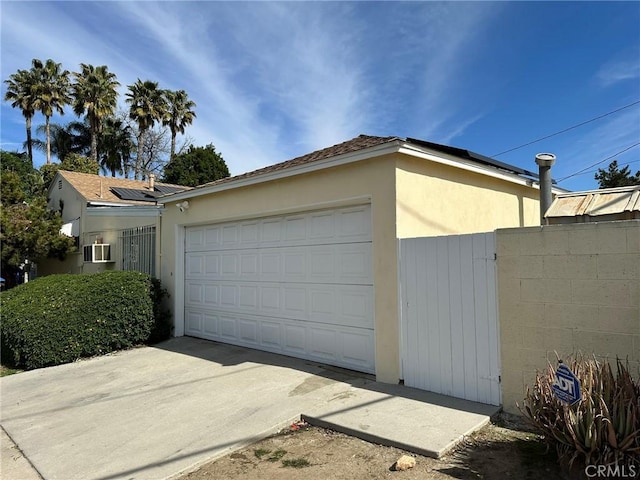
top-left (187, 280), bottom-right (372, 328)
top-left (184, 205), bottom-right (374, 373)
top-left (309, 327), bottom-right (338, 362)
top-left (186, 244), bottom-right (371, 284)
top-left (238, 318), bottom-right (259, 344)
top-left (186, 311), bottom-right (202, 333)
top-left (338, 206), bottom-right (371, 240)
top-left (184, 308), bottom-right (375, 373)
top-left (203, 313), bottom-right (218, 335)
top-left (219, 315), bottom-right (236, 339)
top-left (260, 321), bottom-right (282, 349)
top-left (340, 331), bottom-right (375, 369)
top-left (283, 324), bottom-right (307, 355)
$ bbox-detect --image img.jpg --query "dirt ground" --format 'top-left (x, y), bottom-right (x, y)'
top-left (180, 413), bottom-right (565, 480)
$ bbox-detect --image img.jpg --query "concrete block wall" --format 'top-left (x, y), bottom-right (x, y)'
top-left (496, 220), bottom-right (640, 414)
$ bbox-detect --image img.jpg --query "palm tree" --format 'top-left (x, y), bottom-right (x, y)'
top-left (31, 59), bottom-right (72, 165)
top-left (162, 89), bottom-right (196, 162)
top-left (4, 68), bottom-right (38, 165)
top-left (125, 79), bottom-right (166, 179)
top-left (99, 117), bottom-right (134, 177)
top-left (71, 64), bottom-right (120, 164)
top-left (31, 120), bottom-right (91, 162)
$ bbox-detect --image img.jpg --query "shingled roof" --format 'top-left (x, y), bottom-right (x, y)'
top-left (161, 134), bottom-right (543, 202)
top-left (197, 135), bottom-right (401, 189)
top-left (55, 170), bottom-right (188, 205)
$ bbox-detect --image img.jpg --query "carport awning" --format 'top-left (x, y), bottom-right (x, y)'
top-left (60, 218), bottom-right (79, 237)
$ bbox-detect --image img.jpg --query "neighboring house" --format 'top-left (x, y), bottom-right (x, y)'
top-left (157, 134), bottom-right (561, 386)
top-left (545, 185), bottom-right (640, 224)
top-left (41, 170), bottom-right (187, 277)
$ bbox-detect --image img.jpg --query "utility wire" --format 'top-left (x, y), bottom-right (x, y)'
top-left (493, 100), bottom-right (640, 157)
top-left (567, 159), bottom-right (640, 178)
top-left (556, 142), bottom-right (640, 183)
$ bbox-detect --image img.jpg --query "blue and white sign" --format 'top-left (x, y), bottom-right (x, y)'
top-left (552, 363), bottom-right (581, 405)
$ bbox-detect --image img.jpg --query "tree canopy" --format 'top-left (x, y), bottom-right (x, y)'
top-left (161, 144), bottom-right (230, 187)
top-left (595, 160), bottom-right (640, 188)
top-left (5, 59), bottom-right (198, 180)
top-left (0, 150), bottom-right (75, 288)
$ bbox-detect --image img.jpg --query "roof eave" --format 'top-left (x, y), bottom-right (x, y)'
top-left (158, 139), bottom-right (404, 204)
top-left (398, 144), bottom-right (556, 190)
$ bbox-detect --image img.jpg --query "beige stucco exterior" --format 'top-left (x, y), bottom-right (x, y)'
top-left (40, 173), bottom-right (161, 276)
top-left (395, 155), bottom-right (541, 238)
top-left (160, 148), bottom-right (544, 385)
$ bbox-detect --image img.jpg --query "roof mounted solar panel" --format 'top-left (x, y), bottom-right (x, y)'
top-left (154, 185), bottom-right (186, 195)
top-left (110, 187), bottom-right (159, 202)
top-left (406, 138), bottom-right (547, 182)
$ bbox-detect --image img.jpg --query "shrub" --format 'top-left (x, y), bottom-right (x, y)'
top-left (519, 356), bottom-right (640, 476)
top-left (0, 271), bottom-right (169, 369)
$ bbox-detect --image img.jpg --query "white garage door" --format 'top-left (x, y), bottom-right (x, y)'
top-left (184, 205), bottom-right (375, 373)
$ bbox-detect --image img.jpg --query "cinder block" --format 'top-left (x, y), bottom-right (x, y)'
top-left (521, 278), bottom-right (572, 304)
top-left (500, 346), bottom-right (547, 374)
top-left (545, 303), bottom-right (598, 330)
top-left (517, 255), bottom-right (544, 279)
top-left (499, 302), bottom-right (543, 328)
top-left (541, 326), bottom-right (575, 352)
top-left (500, 319), bottom-right (524, 347)
top-left (572, 279), bottom-right (632, 306)
top-left (500, 369), bottom-right (525, 395)
top-left (518, 229), bottom-right (570, 256)
top-left (627, 226), bottom-right (640, 253)
top-left (569, 228), bottom-right (598, 255)
top-left (630, 282), bottom-right (639, 307)
top-left (496, 232), bottom-right (522, 257)
top-left (597, 254), bottom-right (640, 279)
top-left (497, 277), bottom-right (521, 305)
top-left (596, 226), bottom-right (629, 254)
top-left (572, 331), bottom-right (634, 359)
top-left (502, 390), bottom-right (526, 415)
top-left (543, 254), bottom-right (597, 279)
top-left (597, 306), bottom-right (640, 334)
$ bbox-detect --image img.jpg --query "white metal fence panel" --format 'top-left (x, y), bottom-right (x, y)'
top-left (399, 232), bottom-right (501, 406)
top-left (120, 225), bottom-right (156, 277)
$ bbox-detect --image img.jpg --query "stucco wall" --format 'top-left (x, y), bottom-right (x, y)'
top-left (395, 156), bottom-right (541, 238)
top-left (39, 206), bottom-right (160, 276)
top-left (497, 220), bottom-right (640, 414)
top-left (160, 156), bottom-right (400, 382)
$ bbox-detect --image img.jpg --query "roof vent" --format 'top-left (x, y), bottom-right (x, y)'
top-left (535, 153), bottom-right (556, 225)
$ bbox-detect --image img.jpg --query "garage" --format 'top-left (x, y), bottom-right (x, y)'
top-left (183, 204), bottom-right (375, 373)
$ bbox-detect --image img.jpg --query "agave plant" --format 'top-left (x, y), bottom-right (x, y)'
top-left (519, 355), bottom-right (639, 475)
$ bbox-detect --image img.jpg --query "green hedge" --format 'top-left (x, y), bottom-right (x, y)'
top-left (0, 271), bottom-right (171, 370)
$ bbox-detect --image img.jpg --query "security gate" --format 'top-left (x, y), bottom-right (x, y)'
top-left (120, 225), bottom-right (156, 277)
top-left (398, 232), bottom-right (501, 406)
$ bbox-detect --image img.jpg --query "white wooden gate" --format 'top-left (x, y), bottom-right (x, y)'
top-left (398, 232), bottom-right (501, 406)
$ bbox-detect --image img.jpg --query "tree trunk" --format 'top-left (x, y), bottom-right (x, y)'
top-left (170, 129), bottom-right (176, 162)
top-left (90, 116), bottom-right (98, 164)
top-left (25, 116), bottom-right (33, 166)
top-left (45, 116), bottom-right (51, 165)
top-left (135, 130), bottom-right (145, 180)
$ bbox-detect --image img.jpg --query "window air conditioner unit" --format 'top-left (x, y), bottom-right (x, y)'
top-left (83, 244), bottom-right (113, 263)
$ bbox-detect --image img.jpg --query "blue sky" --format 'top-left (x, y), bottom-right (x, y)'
top-left (1, 1), bottom-right (639, 191)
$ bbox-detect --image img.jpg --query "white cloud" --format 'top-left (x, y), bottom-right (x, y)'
top-left (597, 53), bottom-right (640, 87)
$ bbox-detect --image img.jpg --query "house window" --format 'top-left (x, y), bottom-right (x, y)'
top-left (58, 180), bottom-right (62, 189)
top-left (83, 244), bottom-right (112, 263)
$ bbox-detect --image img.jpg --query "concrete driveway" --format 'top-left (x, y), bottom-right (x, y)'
top-left (1, 337), bottom-right (497, 480)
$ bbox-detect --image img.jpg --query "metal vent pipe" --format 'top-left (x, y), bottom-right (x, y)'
top-left (535, 153), bottom-right (556, 225)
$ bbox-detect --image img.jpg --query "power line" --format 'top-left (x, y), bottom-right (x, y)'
top-left (566, 159), bottom-right (640, 178)
top-left (493, 100), bottom-right (640, 157)
top-left (556, 142), bottom-right (640, 183)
